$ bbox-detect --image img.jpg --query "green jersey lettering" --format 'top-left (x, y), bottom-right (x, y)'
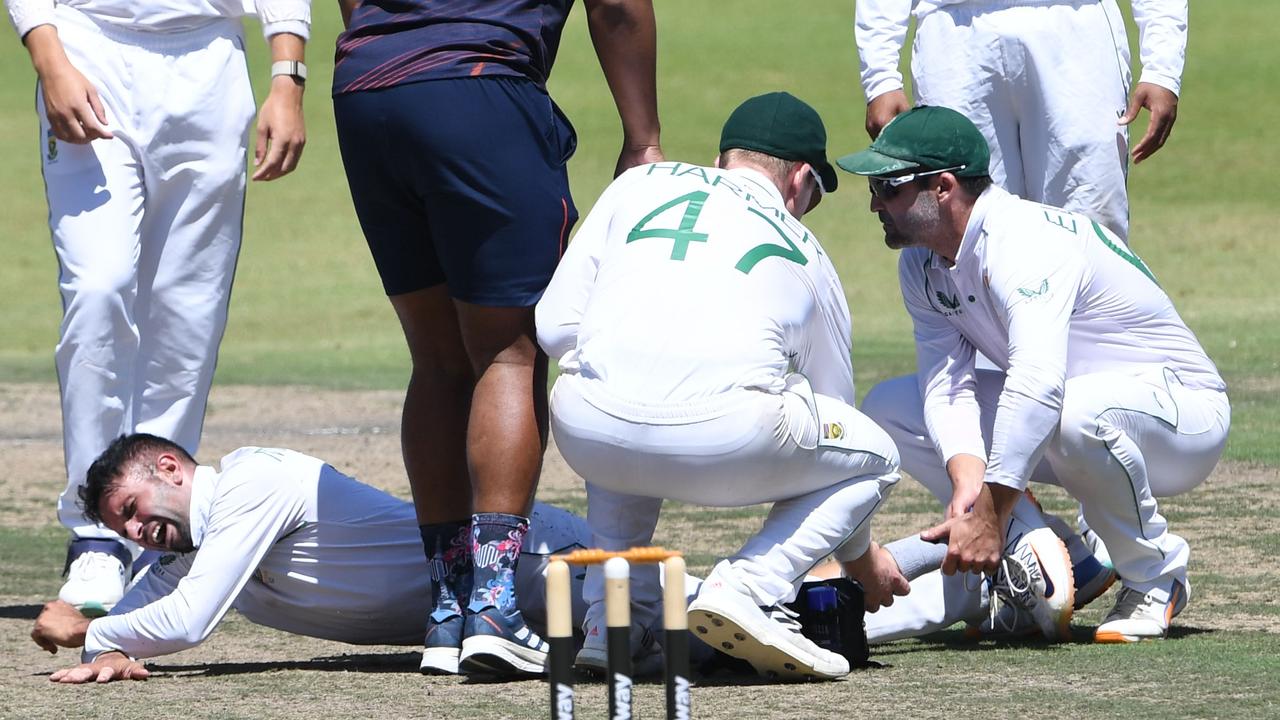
top-left (677, 166), bottom-right (713, 183)
top-left (1093, 221), bottom-right (1158, 284)
top-left (735, 207), bottom-right (809, 274)
top-left (626, 191), bottom-right (710, 260)
top-left (645, 162), bottom-right (687, 177)
top-left (1042, 210), bottom-right (1079, 234)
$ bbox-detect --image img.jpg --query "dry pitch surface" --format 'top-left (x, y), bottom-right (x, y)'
top-left (1, 383), bottom-right (1277, 719)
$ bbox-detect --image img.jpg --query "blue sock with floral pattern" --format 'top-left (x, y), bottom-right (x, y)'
top-left (419, 520), bottom-right (472, 623)
top-left (466, 512), bottom-right (529, 616)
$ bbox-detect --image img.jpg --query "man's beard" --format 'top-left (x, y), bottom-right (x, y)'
top-left (883, 191), bottom-right (942, 250)
top-left (170, 522), bottom-right (195, 553)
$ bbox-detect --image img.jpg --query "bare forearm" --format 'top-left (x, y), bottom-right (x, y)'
top-left (946, 453), bottom-right (986, 490)
top-left (268, 31), bottom-right (305, 63)
top-left (22, 23), bottom-right (69, 75)
top-left (985, 482), bottom-right (1022, 524)
top-left (585, 0), bottom-right (660, 149)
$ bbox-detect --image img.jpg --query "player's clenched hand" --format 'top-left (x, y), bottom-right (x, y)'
top-left (841, 542), bottom-right (911, 612)
top-left (26, 26), bottom-right (113, 144)
top-left (865, 90), bottom-right (909, 140)
top-left (615, 143), bottom-right (663, 178)
top-left (31, 600), bottom-right (91, 654)
top-left (49, 651), bottom-right (149, 684)
top-left (1121, 82), bottom-right (1178, 164)
top-left (252, 76), bottom-right (306, 182)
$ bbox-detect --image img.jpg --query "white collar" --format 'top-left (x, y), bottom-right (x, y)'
top-left (932, 184), bottom-right (1006, 271)
top-left (188, 465), bottom-right (218, 548)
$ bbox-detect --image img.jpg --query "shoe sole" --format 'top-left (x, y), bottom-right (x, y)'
top-left (574, 647), bottom-right (607, 676)
top-left (1026, 531), bottom-right (1076, 642)
top-left (419, 647), bottom-right (460, 675)
top-left (459, 635), bottom-right (548, 676)
top-left (75, 601), bottom-right (112, 619)
top-left (1094, 629), bottom-right (1164, 643)
top-left (688, 601), bottom-right (846, 681)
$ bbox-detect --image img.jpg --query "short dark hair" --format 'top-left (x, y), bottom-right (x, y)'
top-left (79, 434), bottom-right (195, 525)
top-left (909, 171), bottom-right (991, 198)
top-left (955, 174), bottom-right (993, 197)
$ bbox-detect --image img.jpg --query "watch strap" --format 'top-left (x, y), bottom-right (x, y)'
top-left (270, 60), bottom-right (308, 83)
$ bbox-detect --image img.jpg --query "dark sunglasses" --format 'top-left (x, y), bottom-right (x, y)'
top-left (868, 165), bottom-right (966, 200)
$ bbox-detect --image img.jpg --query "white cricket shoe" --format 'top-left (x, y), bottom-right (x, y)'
top-left (1095, 579), bottom-right (1188, 643)
top-left (687, 562), bottom-right (849, 681)
top-left (575, 604), bottom-right (664, 677)
top-left (972, 519), bottom-right (1075, 641)
top-left (59, 540), bottom-right (129, 618)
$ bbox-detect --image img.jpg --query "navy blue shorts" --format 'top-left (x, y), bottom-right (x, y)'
top-left (334, 76), bottom-right (579, 305)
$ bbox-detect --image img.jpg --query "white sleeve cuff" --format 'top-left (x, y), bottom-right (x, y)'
top-left (864, 77), bottom-right (906, 105)
top-left (7, 0), bottom-right (56, 40)
top-left (942, 444), bottom-right (989, 467)
top-left (984, 474), bottom-right (1026, 493)
top-left (257, 0), bottom-right (311, 40)
top-left (1137, 71), bottom-right (1181, 97)
top-left (261, 19), bottom-right (310, 41)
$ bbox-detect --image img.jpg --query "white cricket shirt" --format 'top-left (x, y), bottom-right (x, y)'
top-left (900, 186), bottom-right (1224, 491)
top-left (6, 0), bottom-right (310, 39)
top-left (855, 0), bottom-right (1187, 101)
top-left (83, 448), bottom-right (585, 660)
top-left (538, 163), bottom-right (856, 408)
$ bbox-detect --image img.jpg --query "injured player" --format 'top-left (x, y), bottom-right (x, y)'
top-left (30, 433), bottom-right (595, 683)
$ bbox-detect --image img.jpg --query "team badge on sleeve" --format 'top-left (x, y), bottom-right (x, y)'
top-left (822, 422), bottom-right (845, 441)
top-left (45, 129), bottom-right (58, 163)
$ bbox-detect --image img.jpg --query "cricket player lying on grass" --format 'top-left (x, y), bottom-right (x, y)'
top-left (29, 433), bottom-right (597, 684)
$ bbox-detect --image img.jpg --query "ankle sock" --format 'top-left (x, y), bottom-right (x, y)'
top-left (467, 512), bottom-right (529, 615)
top-left (420, 520), bottom-right (472, 622)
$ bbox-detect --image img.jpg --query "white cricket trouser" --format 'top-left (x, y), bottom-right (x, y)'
top-left (550, 372), bottom-right (901, 621)
top-left (863, 369), bottom-right (1229, 596)
top-left (40, 6), bottom-right (255, 539)
top-left (912, 0), bottom-right (1133, 239)
top-left (865, 567), bottom-right (987, 643)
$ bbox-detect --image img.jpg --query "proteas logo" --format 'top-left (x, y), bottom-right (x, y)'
top-left (46, 128), bottom-right (58, 163)
top-left (1018, 279), bottom-right (1050, 298)
top-left (935, 291), bottom-right (960, 310)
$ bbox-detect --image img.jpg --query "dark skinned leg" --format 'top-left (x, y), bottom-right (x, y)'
top-left (453, 301), bottom-right (547, 516)
top-left (389, 285), bottom-right (475, 525)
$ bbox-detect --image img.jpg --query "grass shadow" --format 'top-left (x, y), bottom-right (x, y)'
top-left (148, 652), bottom-right (421, 677)
top-left (873, 623), bottom-right (1215, 655)
top-left (874, 627), bottom-right (1071, 655)
top-left (0, 603), bottom-right (42, 619)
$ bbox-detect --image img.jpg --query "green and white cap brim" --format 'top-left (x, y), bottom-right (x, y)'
top-left (835, 149), bottom-right (922, 177)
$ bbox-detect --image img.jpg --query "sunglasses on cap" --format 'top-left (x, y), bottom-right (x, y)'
top-left (868, 165), bottom-right (966, 201)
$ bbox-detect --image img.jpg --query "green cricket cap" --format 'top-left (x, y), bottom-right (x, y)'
top-left (720, 92), bottom-right (838, 193)
top-left (836, 105), bottom-right (990, 178)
